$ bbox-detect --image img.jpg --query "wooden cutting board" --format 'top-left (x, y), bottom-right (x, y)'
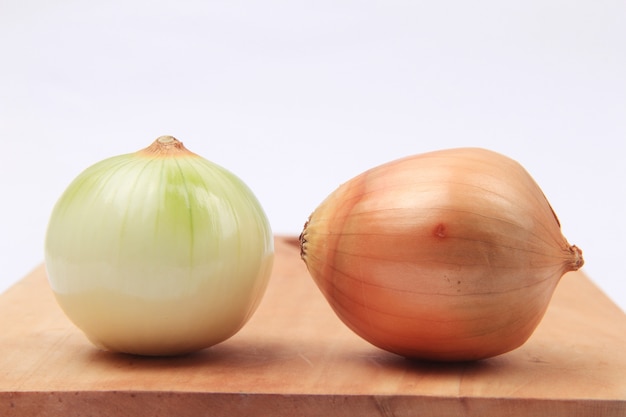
top-left (1, 236), bottom-right (624, 417)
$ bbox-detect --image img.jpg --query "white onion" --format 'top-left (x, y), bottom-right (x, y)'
top-left (45, 136), bottom-right (274, 356)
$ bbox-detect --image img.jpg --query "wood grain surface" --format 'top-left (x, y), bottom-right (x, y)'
top-left (1, 236), bottom-right (625, 416)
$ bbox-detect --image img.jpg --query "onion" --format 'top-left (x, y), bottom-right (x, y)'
top-left (45, 136), bottom-right (274, 356)
top-left (299, 147), bottom-right (583, 361)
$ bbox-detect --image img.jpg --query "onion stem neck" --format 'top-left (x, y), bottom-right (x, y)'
top-left (139, 136), bottom-right (195, 158)
top-left (570, 245), bottom-right (584, 271)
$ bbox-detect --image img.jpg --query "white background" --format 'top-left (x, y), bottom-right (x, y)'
top-left (1, 1), bottom-right (624, 312)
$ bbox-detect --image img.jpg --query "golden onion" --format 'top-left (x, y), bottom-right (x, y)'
top-left (299, 147), bottom-right (583, 361)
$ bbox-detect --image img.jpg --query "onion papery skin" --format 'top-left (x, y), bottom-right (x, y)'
top-left (300, 147), bottom-right (583, 362)
top-left (45, 136), bottom-right (274, 356)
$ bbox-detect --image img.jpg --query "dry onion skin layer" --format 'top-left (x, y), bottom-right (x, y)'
top-left (45, 136), bottom-right (274, 356)
top-left (300, 147), bottom-right (583, 362)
